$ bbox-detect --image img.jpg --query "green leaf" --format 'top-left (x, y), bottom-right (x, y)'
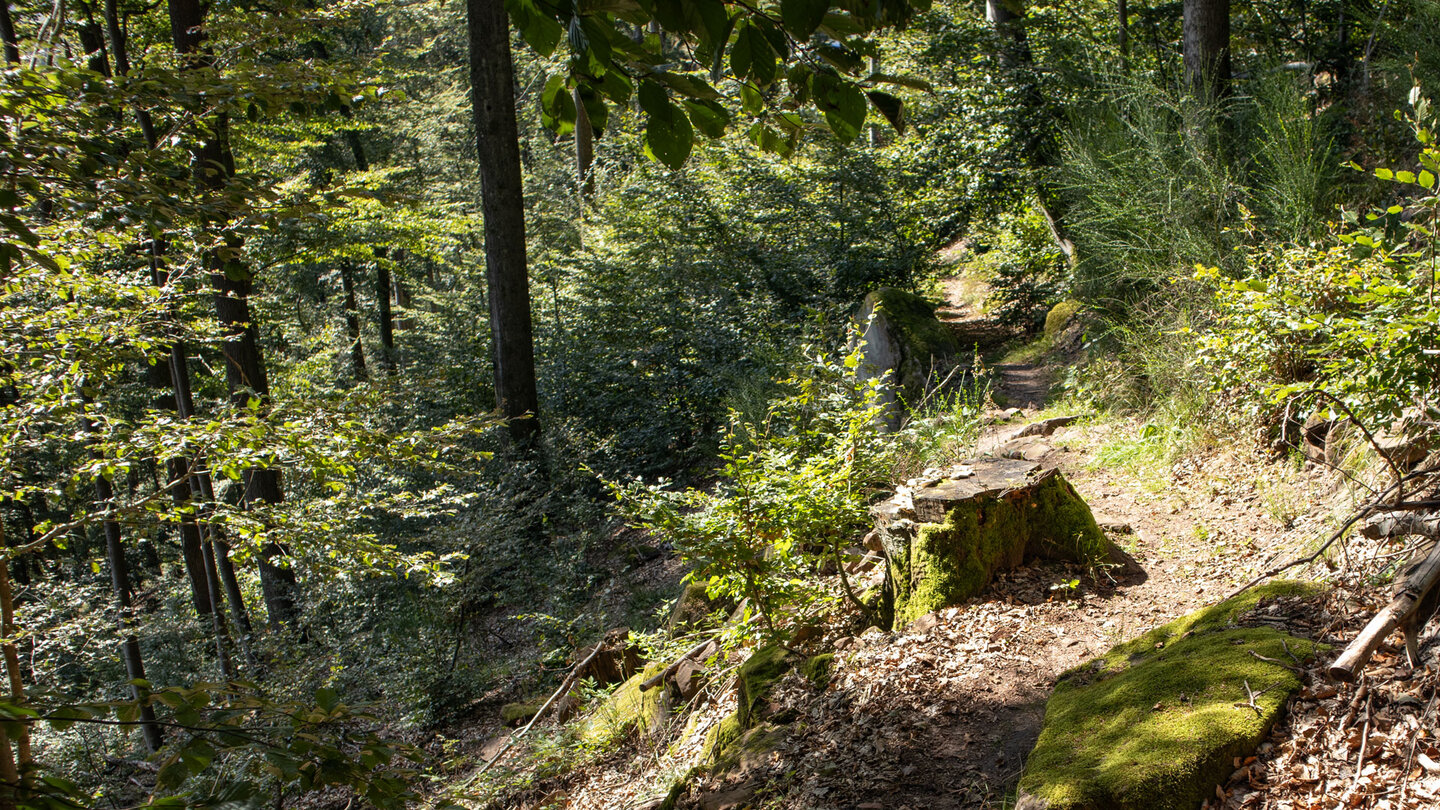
top-left (505, 0), bottom-right (563, 56)
top-left (812, 74), bottom-right (866, 142)
top-left (639, 81), bottom-right (694, 169)
top-left (1420, 169), bottom-right (1436, 189)
top-left (1375, 168), bottom-right (1395, 180)
top-left (781, 0), bottom-right (828, 39)
top-left (650, 71), bottom-right (721, 101)
top-left (682, 99), bottom-right (730, 138)
top-left (540, 75), bottom-right (577, 136)
top-left (1396, 170), bottom-right (1417, 184)
top-left (865, 90), bottom-right (905, 135)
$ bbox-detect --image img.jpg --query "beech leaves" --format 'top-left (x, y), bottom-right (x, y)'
top-left (514, 0), bottom-right (929, 170)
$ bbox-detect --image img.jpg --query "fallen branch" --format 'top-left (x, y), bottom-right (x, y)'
top-left (1361, 511), bottom-right (1440, 540)
top-left (639, 597), bottom-right (751, 693)
top-left (1329, 540), bottom-right (1440, 681)
top-left (469, 641), bottom-right (607, 781)
top-left (1226, 465), bottom-right (1440, 601)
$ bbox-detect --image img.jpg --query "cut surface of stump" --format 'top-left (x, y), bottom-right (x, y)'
top-left (880, 459), bottom-right (1114, 627)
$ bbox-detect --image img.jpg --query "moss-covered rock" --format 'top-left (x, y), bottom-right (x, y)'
top-left (736, 643), bottom-right (796, 728)
top-left (1018, 581), bottom-right (1327, 810)
top-left (578, 661), bottom-right (672, 746)
top-left (856, 287), bottom-right (962, 430)
top-left (1044, 300), bottom-right (1083, 338)
top-left (890, 471), bottom-right (1110, 627)
top-left (801, 653), bottom-right (835, 688)
top-left (708, 722), bottom-right (787, 775)
top-left (500, 700), bottom-right (544, 726)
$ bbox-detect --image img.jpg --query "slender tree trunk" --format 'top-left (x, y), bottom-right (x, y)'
top-left (573, 86), bottom-right (594, 201)
top-left (0, 523), bottom-right (30, 795)
top-left (985, 0), bottom-right (1074, 262)
top-left (168, 457), bottom-right (213, 616)
top-left (168, 0), bottom-right (300, 627)
top-left (1183, 0), bottom-right (1231, 100)
top-left (94, 474), bottom-right (164, 752)
top-left (376, 260), bottom-right (396, 372)
top-left (103, 0), bottom-right (157, 147)
top-left (1118, 0), bottom-right (1129, 70)
top-left (339, 262), bottom-right (369, 382)
top-left (468, 0), bottom-right (541, 446)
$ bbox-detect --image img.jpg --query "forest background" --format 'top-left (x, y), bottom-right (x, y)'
top-left (0, 0), bottom-right (1437, 805)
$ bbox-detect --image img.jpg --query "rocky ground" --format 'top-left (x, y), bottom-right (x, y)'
top-left (461, 285), bottom-right (1440, 810)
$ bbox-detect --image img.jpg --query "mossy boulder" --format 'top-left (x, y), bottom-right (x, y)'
top-left (578, 661), bottom-right (672, 746)
top-left (736, 643), bottom-right (796, 728)
top-left (500, 700), bottom-right (544, 726)
top-left (888, 466), bottom-right (1112, 627)
top-left (1044, 300), bottom-right (1083, 338)
top-left (855, 287), bottom-right (962, 430)
top-left (801, 653), bottom-right (835, 688)
top-left (1018, 581), bottom-right (1327, 810)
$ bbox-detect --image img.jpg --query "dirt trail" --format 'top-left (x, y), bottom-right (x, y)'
top-left (491, 281), bottom-right (1352, 810)
top-left (673, 284), bottom-right (1331, 809)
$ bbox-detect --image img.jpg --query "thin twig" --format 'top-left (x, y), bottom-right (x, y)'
top-left (467, 641), bottom-right (607, 782)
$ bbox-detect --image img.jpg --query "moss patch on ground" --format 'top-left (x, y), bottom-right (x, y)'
top-left (1019, 582), bottom-right (1327, 810)
top-left (890, 472), bottom-right (1110, 627)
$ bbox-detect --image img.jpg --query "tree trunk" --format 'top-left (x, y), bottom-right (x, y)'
top-left (168, 0), bottom-right (299, 628)
top-left (1183, 0), bottom-right (1231, 100)
top-left (1118, 0), bottom-right (1129, 70)
top-left (168, 457), bottom-right (213, 616)
top-left (340, 262), bottom-right (369, 382)
top-left (468, 0), bottom-right (541, 446)
top-left (103, 0), bottom-right (157, 146)
top-left (985, 0), bottom-right (1074, 262)
top-left (573, 86), bottom-right (595, 202)
top-left (94, 474), bottom-right (164, 752)
top-left (0, 523), bottom-right (30, 793)
top-left (0, 0), bottom-right (19, 64)
top-left (376, 260), bottom-right (396, 372)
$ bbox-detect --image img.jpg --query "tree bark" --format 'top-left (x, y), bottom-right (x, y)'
top-left (573, 86), bottom-right (594, 202)
top-left (340, 262), bottom-right (369, 382)
top-left (0, 523), bottom-right (30, 790)
top-left (168, 0), bottom-right (300, 628)
top-left (376, 259), bottom-right (396, 372)
top-left (1118, 0), bottom-right (1129, 70)
top-left (0, 0), bottom-right (19, 64)
top-left (94, 474), bottom-right (164, 752)
top-left (1183, 0), bottom-right (1231, 100)
top-left (468, 0), bottom-right (541, 446)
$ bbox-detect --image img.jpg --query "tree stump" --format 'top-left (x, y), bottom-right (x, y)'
top-left (875, 459), bottom-right (1120, 627)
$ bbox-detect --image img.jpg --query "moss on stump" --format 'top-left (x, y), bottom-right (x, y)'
top-left (890, 469), bottom-right (1111, 627)
top-left (1018, 581), bottom-right (1327, 810)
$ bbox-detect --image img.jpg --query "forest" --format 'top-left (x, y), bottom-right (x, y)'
top-left (0, 0), bottom-right (1438, 806)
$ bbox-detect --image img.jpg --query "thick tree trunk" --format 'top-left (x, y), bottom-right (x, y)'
top-left (340, 262), bottom-right (369, 382)
top-left (167, 457), bottom-right (212, 616)
top-left (0, 0), bottom-right (18, 64)
top-left (1183, 0), bottom-right (1231, 100)
top-left (94, 474), bottom-right (164, 752)
top-left (468, 0), bottom-right (541, 446)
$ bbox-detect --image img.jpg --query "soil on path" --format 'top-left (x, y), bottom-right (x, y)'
top-left (663, 287), bottom-right (1349, 810)
top-left (485, 281), bottom-right (1369, 810)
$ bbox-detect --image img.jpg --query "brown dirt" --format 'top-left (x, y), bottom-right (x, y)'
top-left (468, 282), bottom-right (1431, 810)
